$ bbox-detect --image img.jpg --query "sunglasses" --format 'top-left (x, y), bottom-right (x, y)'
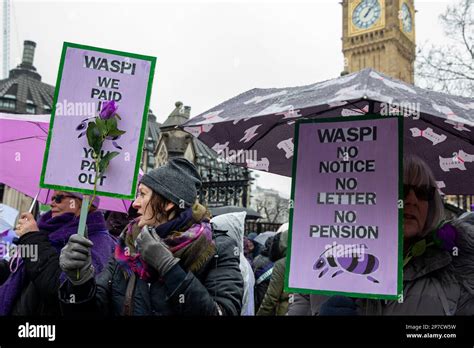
top-left (51, 194), bottom-right (77, 204)
top-left (404, 185), bottom-right (435, 201)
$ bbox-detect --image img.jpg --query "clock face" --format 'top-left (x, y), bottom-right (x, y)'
top-left (352, 0), bottom-right (382, 30)
top-left (401, 3), bottom-right (413, 32)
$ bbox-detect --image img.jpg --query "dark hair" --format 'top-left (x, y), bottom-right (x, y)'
top-left (145, 191), bottom-right (183, 223)
top-left (105, 212), bottom-right (129, 237)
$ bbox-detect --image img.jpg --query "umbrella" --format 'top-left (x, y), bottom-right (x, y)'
top-left (254, 231), bottom-right (276, 246)
top-left (181, 68), bottom-right (474, 194)
top-left (0, 203), bottom-right (19, 235)
top-left (209, 205), bottom-right (262, 219)
top-left (0, 113), bottom-right (136, 213)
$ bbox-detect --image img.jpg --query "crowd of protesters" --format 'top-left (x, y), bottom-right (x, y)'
top-left (0, 156), bottom-right (473, 316)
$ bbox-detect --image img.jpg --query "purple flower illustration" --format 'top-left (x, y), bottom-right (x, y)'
top-left (99, 100), bottom-right (118, 120)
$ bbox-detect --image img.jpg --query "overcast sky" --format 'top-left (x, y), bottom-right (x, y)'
top-left (3, 0), bottom-right (453, 197)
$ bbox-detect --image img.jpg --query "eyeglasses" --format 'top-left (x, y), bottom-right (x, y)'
top-left (404, 185), bottom-right (435, 201)
top-left (51, 194), bottom-right (76, 204)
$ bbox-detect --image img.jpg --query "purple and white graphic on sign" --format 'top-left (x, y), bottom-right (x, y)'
top-left (41, 45), bottom-right (154, 198)
top-left (287, 117), bottom-right (401, 298)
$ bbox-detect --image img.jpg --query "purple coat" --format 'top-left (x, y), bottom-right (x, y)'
top-left (0, 210), bottom-right (116, 315)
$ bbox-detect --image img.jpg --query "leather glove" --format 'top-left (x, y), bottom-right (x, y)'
top-left (60, 234), bottom-right (95, 286)
top-left (319, 296), bottom-right (358, 316)
top-left (136, 227), bottom-right (180, 277)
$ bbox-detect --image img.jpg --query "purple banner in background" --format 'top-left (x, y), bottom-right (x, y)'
top-left (40, 43), bottom-right (155, 199)
top-left (287, 116), bottom-right (402, 299)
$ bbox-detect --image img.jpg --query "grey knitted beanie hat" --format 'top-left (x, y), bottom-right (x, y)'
top-left (139, 157), bottom-right (202, 207)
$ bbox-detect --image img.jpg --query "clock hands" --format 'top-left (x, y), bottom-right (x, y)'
top-left (364, 8), bottom-right (373, 19)
top-left (352, 0), bottom-right (381, 29)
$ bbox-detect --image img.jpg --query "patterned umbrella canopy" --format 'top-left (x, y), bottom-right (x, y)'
top-left (181, 68), bottom-right (474, 195)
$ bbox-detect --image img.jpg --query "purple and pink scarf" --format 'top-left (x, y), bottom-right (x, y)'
top-left (115, 203), bottom-right (215, 281)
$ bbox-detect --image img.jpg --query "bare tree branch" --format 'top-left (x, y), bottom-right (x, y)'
top-left (253, 194), bottom-right (288, 223)
top-left (416, 0), bottom-right (473, 97)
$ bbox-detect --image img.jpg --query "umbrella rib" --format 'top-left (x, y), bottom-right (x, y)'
top-left (0, 136), bottom-right (47, 145)
top-left (346, 99), bottom-right (371, 114)
top-left (122, 199), bottom-right (128, 213)
top-left (29, 121), bottom-right (49, 135)
top-left (46, 189), bottom-right (51, 205)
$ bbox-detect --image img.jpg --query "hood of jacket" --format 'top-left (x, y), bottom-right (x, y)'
top-left (211, 211), bottom-right (247, 254)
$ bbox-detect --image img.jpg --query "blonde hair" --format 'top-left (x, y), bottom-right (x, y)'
top-left (404, 155), bottom-right (445, 236)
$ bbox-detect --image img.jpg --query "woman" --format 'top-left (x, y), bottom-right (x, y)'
top-left (288, 155), bottom-right (474, 315)
top-left (243, 233), bottom-right (261, 263)
top-left (59, 158), bottom-right (243, 316)
top-left (105, 205), bottom-right (138, 237)
top-left (0, 192), bottom-right (115, 315)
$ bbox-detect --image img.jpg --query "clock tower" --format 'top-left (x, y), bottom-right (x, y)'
top-left (342, 0), bottom-right (416, 84)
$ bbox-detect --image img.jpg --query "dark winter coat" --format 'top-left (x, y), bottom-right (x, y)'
top-left (0, 211), bottom-right (115, 316)
top-left (252, 236), bottom-right (275, 312)
top-left (257, 230), bottom-right (289, 316)
top-left (59, 231), bottom-right (243, 316)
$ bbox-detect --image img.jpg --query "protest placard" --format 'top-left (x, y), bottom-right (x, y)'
top-left (40, 42), bottom-right (156, 199)
top-left (285, 115), bottom-right (403, 300)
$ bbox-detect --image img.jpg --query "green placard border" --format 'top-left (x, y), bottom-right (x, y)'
top-left (284, 114), bottom-right (404, 301)
top-left (39, 42), bottom-right (157, 200)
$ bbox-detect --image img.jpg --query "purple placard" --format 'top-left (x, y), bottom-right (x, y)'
top-left (40, 44), bottom-right (155, 199)
top-left (287, 117), bottom-right (402, 298)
